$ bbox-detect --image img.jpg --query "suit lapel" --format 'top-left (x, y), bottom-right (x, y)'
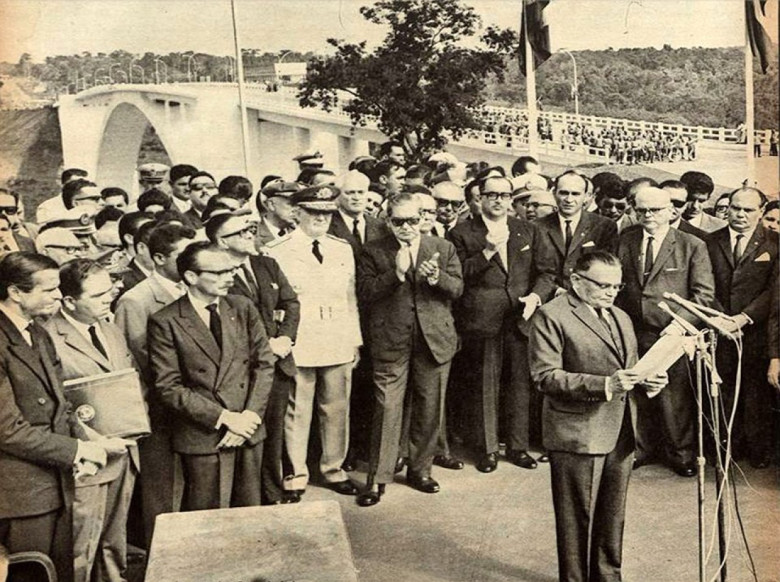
top-left (568, 213), bottom-right (594, 256)
top-left (0, 313), bottom-right (52, 388)
top-left (545, 215), bottom-right (566, 258)
top-left (176, 298), bottom-right (220, 365)
top-left (507, 218), bottom-right (530, 274)
top-left (53, 314), bottom-right (112, 373)
top-left (714, 228), bottom-right (735, 269)
top-left (644, 230), bottom-right (676, 285)
top-left (736, 226), bottom-right (765, 268)
top-left (570, 297), bottom-right (623, 363)
top-left (626, 229), bottom-right (644, 284)
top-left (214, 298), bottom-right (237, 390)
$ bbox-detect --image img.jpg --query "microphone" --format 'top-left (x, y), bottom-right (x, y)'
top-left (657, 302), bottom-right (700, 336)
top-left (662, 292), bottom-right (737, 340)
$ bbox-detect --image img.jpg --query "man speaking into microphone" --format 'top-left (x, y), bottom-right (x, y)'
top-left (529, 250), bottom-right (667, 582)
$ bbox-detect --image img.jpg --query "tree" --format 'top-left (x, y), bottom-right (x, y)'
top-left (298, 0), bottom-right (516, 161)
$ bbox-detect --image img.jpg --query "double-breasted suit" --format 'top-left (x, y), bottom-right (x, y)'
top-left (449, 215), bottom-right (541, 455)
top-left (358, 234), bottom-right (463, 483)
top-left (707, 224), bottom-right (779, 463)
top-left (616, 225), bottom-right (715, 467)
top-left (534, 211), bottom-right (618, 301)
top-left (46, 312), bottom-right (140, 582)
top-left (148, 294), bottom-right (275, 510)
top-left (228, 254), bottom-right (300, 503)
top-left (0, 311), bottom-right (82, 582)
top-left (529, 292), bottom-right (639, 582)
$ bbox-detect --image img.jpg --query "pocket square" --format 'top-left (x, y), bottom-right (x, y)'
top-left (520, 244), bottom-right (530, 252)
top-left (582, 241), bottom-right (596, 248)
top-left (664, 268), bottom-right (678, 272)
top-left (754, 252), bottom-right (771, 262)
top-left (271, 282), bottom-right (279, 289)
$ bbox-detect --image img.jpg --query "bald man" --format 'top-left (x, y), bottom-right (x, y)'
top-left (616, 186), bottom-right (715, 477)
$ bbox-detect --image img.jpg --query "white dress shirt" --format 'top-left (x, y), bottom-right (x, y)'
top-left (187, 292), bottom-right (219, 329)
top-left (61, 310), bottom-right (109, 355)
top-left (152, 271), bottom-right (187, 299)
top-left (0, 303), bottom-right (32, 345)
top-left (482, 216), bottom-right (509, 268)
top-left (728, 226), bottom-right (756, 259)
top-left (558, 211), bottom-right (582, 241)
top-left (640, 224), bottom-right (670, 267)
top-left (339, 210), bottom-right (365, 243)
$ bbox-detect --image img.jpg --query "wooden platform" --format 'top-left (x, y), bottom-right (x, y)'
top-left (145, 500), bottom-right (358, 582)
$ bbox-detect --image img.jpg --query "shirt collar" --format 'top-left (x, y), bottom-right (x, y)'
top-left (0, 303), bottom-right (32, 337)
top-left (152, 271), bottom-right (186, 298)
top-left (339, 209), bottom-right (362, 227)
top-left (60, 309), bottom-right (95, 339)
top-left (642, 223), bottom-right (670, 243)
top-left (728, 225), bottom-right (756, 245)
top-left (558, 211), bottom-right (582, 231)
top-left (187, 291), bottom-right (218, 314)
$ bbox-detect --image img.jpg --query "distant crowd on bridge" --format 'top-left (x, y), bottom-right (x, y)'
top-left (0, 138), bottom-right (778, 582)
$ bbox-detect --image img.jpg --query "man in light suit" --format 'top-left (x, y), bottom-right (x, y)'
top-left (357, 193), bottom-right (463, 506)
top-left (534, 171), bottom-right (618, 302)
top-left (328, 170), bottom-right (390, 471)
top-left (114, 223), bottom-right (194, 545)
top-left (0, 252), bottom-right (116, 582)
top-left (206, 210), bottom-right (302, 504)
top-left (266, 185), bottom-right (362, 497)
top-left (45, 260), bottom-right (137, 582)
top-left (616, 187), bottom-right (715, 477)
top-left (529, 250), bottom-right (667, 582)
top-left (148, 242), bottom-right (276, 511)
top-left (449, 176), bottom-right (544, 473)
top-left (706, 187), bottom-right (779, 468)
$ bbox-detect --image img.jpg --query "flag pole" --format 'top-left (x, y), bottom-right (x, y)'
top-left (231, 0), bottom-right (252, 177)
top-left (744, 9), bottom-right (756, 185)
top-left (523, 0), bottom-right (539, 158)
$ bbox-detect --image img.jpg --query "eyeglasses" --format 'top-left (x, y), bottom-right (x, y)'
top-left (220, 224), bottom-right (257, 239)
top-left (194, 267), bottom-right (237, 277)
top-left (482, 192), bottom-right (512, 202)
top-left (420, 209), bottom-right (437, 216)
top-left (435, 199), bottom-right (461, 208)
top-left (599, 201), bottom-right (627, 211)
top-left (574, 272), bottom-right (625, 291)
top-left (0, 206), bottom-right (18, 216)
top-left (389, 216), bottom-right (421, 227)
top-left (670, 199), bottom-right (687, 208)
top-left (45, 245), bottom-right (82, 255)
top-left (634, 206), bottom-right (669, 216)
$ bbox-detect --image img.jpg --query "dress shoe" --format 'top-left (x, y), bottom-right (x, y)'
top-left (537, 452), bottom-right (550, 463)
top-left (476, 452), bottom-right (498, 473)
top-left (433, 455), bottom-right (464, 470)
top-left (394, 457), bottom-right (407, 474)
top-left (341, 459), bottom-right (355, 472)
top-left (407, 474), bottom-right (440, 494)
top-left (672, 462), bottom-right (697, 478)
top-left (357, 484), bottom-right (385, 507)
top-left (328, 480), bottom-right (359, 496)
top-left (281, 491), bottom-right (302, 504)
top-left (506, 450), bottom-right (537, 470)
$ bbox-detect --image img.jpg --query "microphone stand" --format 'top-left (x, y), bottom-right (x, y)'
top-left (663, 295), bottom-right (734, 582)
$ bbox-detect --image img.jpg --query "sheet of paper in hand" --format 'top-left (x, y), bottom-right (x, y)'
top-left (630, 334), bottom-right (695, 388)
top-left (63, 368), bottom-right (151, 438)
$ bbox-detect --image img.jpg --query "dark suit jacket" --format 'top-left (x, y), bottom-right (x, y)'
top-left (328, 212), bottom-right (389, 258)
top-left (181, 207), bottom-right (203, 230)
top-left (119, 258), bottom-right (149, 297)
top-left (675, 219), bottom-right (707, 240)
top-left (768, 273), bottom-right (779, 359)
top-left (616, 224), bottom-right (715, 331)
top-left (529, 292), bottom-right (638, 455)
top-left (358, 234), bottom-right (463, 365)
top-left (448, 215), bottom-right (540, 337)
top-left (534, 211), bottom-right (618, 301)
top-left (707, 225), bottom-right (778, 348)
top-left (148, 294), bottom-right (275, 455)
top-left (228, 255), bottom-right (300, 377)
top-left (0, 312), bottom-right (80, 518)
top-left (13, 232), bottom-right (35, 252)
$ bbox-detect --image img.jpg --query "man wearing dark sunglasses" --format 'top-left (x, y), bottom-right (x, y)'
top-left (616, 186), bottom-right (715, 478)
top-left (356, 192), bottom-right (463, 506)
top-left (430, 181), bottom-right (465, 237)
top-left (661, 180), bottom-right (707, 240)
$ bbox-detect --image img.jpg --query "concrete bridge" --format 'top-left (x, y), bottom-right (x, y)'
top-left (55, 82), bottom-right (595, 195)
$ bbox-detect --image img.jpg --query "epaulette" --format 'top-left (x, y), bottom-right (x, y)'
top-left (265, 233), bottom-right (293, 248)
top-left (325, 233), bottom-right (350, 244)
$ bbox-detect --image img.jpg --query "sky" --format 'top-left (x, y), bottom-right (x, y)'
top-left (0, 0), bottom-right (764, 64)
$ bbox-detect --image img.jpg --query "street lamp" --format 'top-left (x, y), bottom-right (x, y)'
top-left (558, 48), bottom-right (579, 117)
top-left (109, 62), bottom-right (124, 84)
top-left (129, 59), bottom-right (145, 84)
top-left (94, 66), bottom-right (108, 85)
top-left (187, 54), bottom-right (198, 82)
top-left (154, 58), bottom-right (168, 84)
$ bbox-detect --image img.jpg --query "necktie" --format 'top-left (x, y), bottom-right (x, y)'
top-left (88, 324), bottom-right (108, 359)
top-left (733, 234), bottom-right (745, 264)
top-left (206, 303), bottom-right (222, 349)
top-left (352, 218), bottom-right (362, 245)
top-left (564, 220), bottom-right (573, 253)
top-left (312, 239), bottom-right (324, 264)
top-left (25, 322), bottom-right (36, 349)
top-left (240, 265), bottom-right (259, 298)
top-left (643, 236), bottom-right (654, 283)
top-left (278, 227), bottom-right (287, 237)
top-left (600, 309), bottom-right (624, 360)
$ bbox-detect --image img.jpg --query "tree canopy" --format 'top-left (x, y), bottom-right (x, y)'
top-left (297, 0), bottom-right (516, 161)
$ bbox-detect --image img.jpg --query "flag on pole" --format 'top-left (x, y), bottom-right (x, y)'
top-left (519, 0), bottom-right (551, 76)
top-left (745, 0), bottom-right (773, 73)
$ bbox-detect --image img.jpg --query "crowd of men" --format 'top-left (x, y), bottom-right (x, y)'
top-left (0, 141), bottom-right (778, 582)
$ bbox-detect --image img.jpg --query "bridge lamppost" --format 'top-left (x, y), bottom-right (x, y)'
top-left (113, 69), bottom-right (128, 84)
top-left (154, 58), bottom-right (168, 84)
top-left (109, 62), bottom-right (125, 84)
top-left (94, 66), bottom-right (108, 85)
top-left (129, 60), bottom-right (145, 84)
top-left (558, 48), bottom-right (579, 117)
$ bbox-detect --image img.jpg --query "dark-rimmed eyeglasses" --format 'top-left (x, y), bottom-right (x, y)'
top-left (435, 199), bottom-right (461, 208)
top-left (574, 272), bottom-right (625, 291)
top-left (670, 199), bottom-right (687, 208)
top-left (0, 206), bottom-right (18, 216)
top-left (45, 245), bottom-right (82, 255)
top-left (482, 192), bottom-right (512, 202)
top-left (634, 206), bottom-right (669, 216)
top-left (220, 224), bottom-right (257, 239)
top-left (599, 201), bottom-right (627, 211)
top-left (389, 216), bottom-right (421, 227)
